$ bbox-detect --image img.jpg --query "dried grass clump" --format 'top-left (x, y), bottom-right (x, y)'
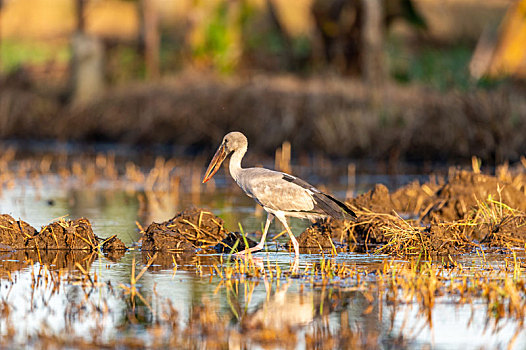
top-left (465, 197), bottom-right (526, 248)
top-left (347, 211), bottom-right (473, 258)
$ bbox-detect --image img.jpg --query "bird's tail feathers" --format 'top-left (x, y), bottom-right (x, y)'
top-left (313, 193), bottom-right (357, 221)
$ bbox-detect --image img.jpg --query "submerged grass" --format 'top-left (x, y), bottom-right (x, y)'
top-left (205, 253), bottom-right (526, 338)
top-left (0, 243), bottom-right (524, 348)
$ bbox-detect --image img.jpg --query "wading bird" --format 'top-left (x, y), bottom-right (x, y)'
top-left (202, 131), bottom-right (356, 257)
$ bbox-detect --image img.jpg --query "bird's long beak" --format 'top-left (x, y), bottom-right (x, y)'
top-left (202, 143), bottom-right (227, 183)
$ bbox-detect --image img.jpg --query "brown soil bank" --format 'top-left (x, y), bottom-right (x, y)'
top-left (0, 215), bottom-right (126, 252)
top-left (2, 72), bottom-right (526, 163)
top-left (336, 167), bottom-right (526, 257)
top-left (288, 167), bottom-right (526, 258)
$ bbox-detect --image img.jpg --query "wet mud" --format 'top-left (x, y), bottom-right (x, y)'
top-left (419, 170), bottom-right (526, 222)
top-left (0, 215), bottom-right (125, 253)
top-left (102, 235), bottom-right (128, 261)
top-left (140, 210), bottom-right (261, 255)
top-left (292, 221), bottom-right (345, 254)
top-left (0, 214), bottom-right (38, 250)
top-left (141, 208), bottom-right (227, 251)
top-left (36, 218), bottom-right (98, 250)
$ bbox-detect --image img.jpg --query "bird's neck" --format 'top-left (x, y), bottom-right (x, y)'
top-left (229, 146), bottom-right (246, 182)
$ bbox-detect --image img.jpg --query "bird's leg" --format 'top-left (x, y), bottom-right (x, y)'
top-left (291, 256), bottom-right (299, 274)
top-left (276, 215), bottom-right (300, 257)
top-left (255, 212), bottom-right (274, 250)
top-left (235, 213), bottom-right (274, 256)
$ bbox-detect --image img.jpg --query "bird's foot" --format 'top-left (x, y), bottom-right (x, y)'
top-left (234, 244), bottom-right (263, 256)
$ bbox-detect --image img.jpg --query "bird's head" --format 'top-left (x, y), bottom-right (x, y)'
top-left (202, 131), bottom-right (247, 183)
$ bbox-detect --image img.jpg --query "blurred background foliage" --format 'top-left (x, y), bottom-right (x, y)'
top-left (0, 0), bottom-right (525, 164)
top-left (1, 0), bottom-right (518, 85)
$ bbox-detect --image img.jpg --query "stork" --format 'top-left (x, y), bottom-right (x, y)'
top-left (202, 131), bottom-right (356, 257)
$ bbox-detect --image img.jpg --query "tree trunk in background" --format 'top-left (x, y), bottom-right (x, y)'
top-left (0, 0), bottom-right (3, 70)
top-left (311, 0), bottom-right (363, 75)
top-left (70, 33), bottom-right (105, 105)
top-left (362, 0), bottom-right (385, 88)
top-left (139, 0), bottom-right (160, 80)
top-left (266, 0), bottom-right (294, 70)
top-left (75, 0), bottom-right (86, 32)
top-left (70, 0), bottom-right (105, 105)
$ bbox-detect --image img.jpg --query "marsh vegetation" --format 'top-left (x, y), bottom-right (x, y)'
top-left (0, 151), bottom-right (524, 348)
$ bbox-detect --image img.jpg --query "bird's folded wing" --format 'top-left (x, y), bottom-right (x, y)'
top-left (243, 170), bottom-right (318, 213)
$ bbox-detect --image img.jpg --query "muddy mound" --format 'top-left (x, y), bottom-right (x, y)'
top-left (292, 213), bottom-right (470, 257)
top-left (380, 219), bottom-right (473, 257)
top-left (141, 208), bottom-right (227, 251)
top-left (348, 184), bottom-right (394, 214)
top-left (421, 170), bottom-right (526, 222)
top-left (0, 215), bottom-right (38, 250)
top-left (348, 180), bottom-right (441, 218)
top-left (141, 223), bottom-right (195, 251)
top-left (214, 232), bottom-right (258, 254)
top-left (348, 215), bottom-right (396, 251)
top-left (290, 219), bottom-right (363, 253)
top-left (329, 168), bottom-right (526, 256)
top-left (391, 179), bottom-right (442, 216)
top-left (292, 221), bottom-right (337, 253)
top-left (102, 235), bottom-right (127, 261)
top-left (347, 169), bottom-right (526, 223)
top-left (102, 235), bottom-right (127, 251)
top-left (0, 215), bottom-right (125, 252)
top-left (33, 218), bottom-right (98, 250)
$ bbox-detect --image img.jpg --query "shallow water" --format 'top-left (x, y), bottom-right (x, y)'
top-left (0, 169), bottom-right (525, 349)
